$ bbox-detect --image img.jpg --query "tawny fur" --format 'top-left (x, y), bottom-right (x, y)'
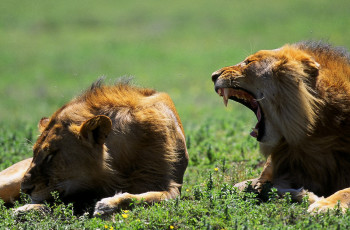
top-left (212, 41), bottom-right (350, 213)
top-left (0, 80), bottom-right (188, 217)
top-left (0, 159), bottom-right (32, 203)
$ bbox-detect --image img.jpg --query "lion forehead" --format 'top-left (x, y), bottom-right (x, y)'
top-left (33, 124), bottom-right (67, 155)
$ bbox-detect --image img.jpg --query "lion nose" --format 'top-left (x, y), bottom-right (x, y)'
top-left (211, 70), bottom-right (223, 83)
top-left (21, 184), bottom-right (35, 195)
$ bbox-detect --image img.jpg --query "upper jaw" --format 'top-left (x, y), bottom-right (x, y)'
top-left (217, 87), bottom-right (257, 108)
top-left (213, 72), bottom-right (245, 92)
top-left (216, 87), bottom-right (259, 110)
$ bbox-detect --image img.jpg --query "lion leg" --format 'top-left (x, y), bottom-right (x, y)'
top-left (93, 185), bottom-right (180, 218)
top-left (273, 186), bottom-right (319, 203)
top-left (0, 158), bottom-right (32, 204)
top-left (307, 188), bottom-right (350, 213)
top-left (234, 156), bottom-right (273, 191)
top-left (255, 155), bottom-right (273, 188)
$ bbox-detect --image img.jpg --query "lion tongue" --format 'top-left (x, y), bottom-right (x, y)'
top-left (250, 105), bottom-right (262, 138)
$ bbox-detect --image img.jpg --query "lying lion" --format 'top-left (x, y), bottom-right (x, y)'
top-left (0, 80), bottom-right (188, 217)
top-left (212, 41), bottom-right (350, 213)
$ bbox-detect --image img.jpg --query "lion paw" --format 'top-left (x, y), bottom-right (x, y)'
top-left (307, 198), bottom-right (345, 214)
top-left (93, 197), bottom-right (118, 218)
top-left (93, 193), bottom-right (131, 218)
top-left (14, 204), bottom-right (50, 215)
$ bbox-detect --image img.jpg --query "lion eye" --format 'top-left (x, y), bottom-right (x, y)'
top-left (245, 59), bottom-right (254, 65)
top-left (46, 154), bottom-right (53, 163)
top-left (45, 150), bottom-right (58, 163)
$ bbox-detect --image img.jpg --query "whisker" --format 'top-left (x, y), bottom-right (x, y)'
top-left (254, 97), bottom-right (265, 102)
top-left (25, 139), bottom-right (33, 145)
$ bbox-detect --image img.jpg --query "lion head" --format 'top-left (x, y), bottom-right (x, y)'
top-left (21, 114), bottom-right (112, 203)
top-left (211, 44), bottom-right (322, 147)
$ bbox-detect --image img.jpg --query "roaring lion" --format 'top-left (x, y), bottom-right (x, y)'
top-left (211, 41), bottom-right (350, 213)
top-left (0, 80), bottom-right (188, 217)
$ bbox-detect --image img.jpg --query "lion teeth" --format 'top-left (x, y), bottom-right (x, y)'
top-left (250, 128), bottom-right (259, 138)
top-left (223, 88), bottom-right (229, 107)
top-left (223, 97), bottom-right (228, 107)
top-left (224, 88), bottom-right (229, 100)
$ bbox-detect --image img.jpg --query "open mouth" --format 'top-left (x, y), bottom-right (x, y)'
top-left (216, 87), bottom-right (265, 141)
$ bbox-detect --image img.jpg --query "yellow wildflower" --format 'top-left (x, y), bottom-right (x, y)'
top-left (123, 210), bottom-right (129, 214)
top-left (104, 225), bottom-right (108, 229)
top-left (214, 167), bottom-right (219, 172)
top-left (122, 214), bottom-right (128, 219)
top-left (186, 189), bottom-right (190, 192)
top-left (170, 225), bottom-right (175, 229)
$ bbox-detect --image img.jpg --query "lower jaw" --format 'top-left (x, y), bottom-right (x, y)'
top-left (250, 132), bottom-right (262, 142)
top-left (256, 120), bottom-right (265, 142)
top-left (255, 126), bottom-right (265, 142)
top-left (257, 135), bottom-right (262, 142)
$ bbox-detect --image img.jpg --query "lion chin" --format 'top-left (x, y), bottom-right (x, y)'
top-left (212, 40), bottom-right (350, 213)
top-left (0, 80), bottom-right (189, 217)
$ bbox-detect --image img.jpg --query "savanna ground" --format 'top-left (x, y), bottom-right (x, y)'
top-left (1, 0), bottom-right (350, 229)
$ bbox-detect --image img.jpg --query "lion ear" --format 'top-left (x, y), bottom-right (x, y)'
top-left (302, 57), bottom-right (320, 77)
top-left (79, 115), bottom-right (112, 145)
top-left (38, 117), bottom-right (50, 133)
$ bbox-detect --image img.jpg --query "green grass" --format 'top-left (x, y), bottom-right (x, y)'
top-left (1, 0), bottom-right (350, 229)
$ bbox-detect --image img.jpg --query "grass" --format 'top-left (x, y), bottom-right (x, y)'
top-left (1, 0), bottom-right (350, 229)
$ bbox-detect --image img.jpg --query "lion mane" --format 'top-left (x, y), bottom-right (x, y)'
top-left (0, 79), bottom-right (188, 217)
top-left (212, 41), bottom-right (350, 212)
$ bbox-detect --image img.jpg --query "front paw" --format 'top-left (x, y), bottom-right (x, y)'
top-left (234, 179), bottom-right (259, 192)
top-left (93, 193), bottom-right (133, 218)
top-left (93, 197), bottom-right (119, 218)
top-left (14, 204), bottom-right (50, 215)
top-left (307, 198), bottom-right (344, 213)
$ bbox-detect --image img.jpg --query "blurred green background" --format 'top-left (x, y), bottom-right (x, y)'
top-left (1, 0), bottom-right (349, 127)
top-left (1, 2), bottom-right (350, 227)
